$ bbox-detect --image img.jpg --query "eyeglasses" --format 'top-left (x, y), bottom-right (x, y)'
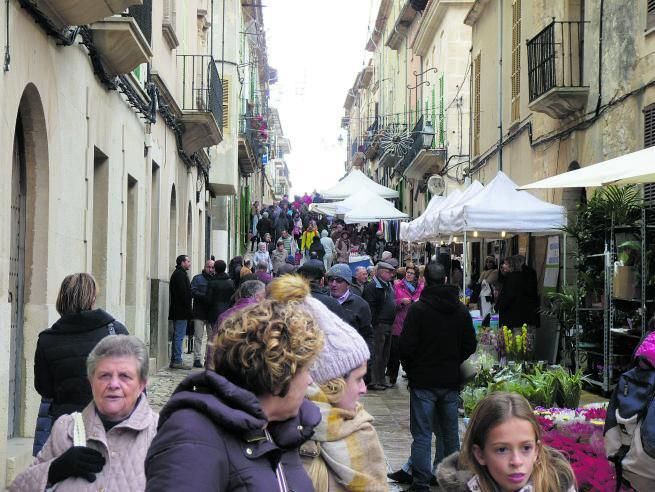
top-left (406, 271), bottom-right (416, 276)
top-left (327, 277), bottom-right (346, 284)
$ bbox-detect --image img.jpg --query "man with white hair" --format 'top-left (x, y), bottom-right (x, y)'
top-left (351, 266), bottom-right (369, 296)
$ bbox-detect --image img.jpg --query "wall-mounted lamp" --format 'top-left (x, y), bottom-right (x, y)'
top-left (501, 231), bottom-right (507, 238)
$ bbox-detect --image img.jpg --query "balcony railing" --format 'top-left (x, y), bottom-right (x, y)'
top-left (178, 55), bottom-right (223, 133)
top-left (395, 116), bottom-right (434, 175)
top-left (527, 19), bottom-right (586, 103)
top-left (128, 0), bottom-right (152, 44)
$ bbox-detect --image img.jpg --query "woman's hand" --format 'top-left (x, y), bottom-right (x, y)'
top-left (48, 446), bottom-right (105, 484)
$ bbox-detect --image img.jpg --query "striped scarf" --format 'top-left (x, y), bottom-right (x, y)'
top-left (303, 385), bottom-right (388, 491)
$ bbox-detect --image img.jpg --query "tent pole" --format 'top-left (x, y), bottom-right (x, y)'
top-left (563, 232), bottom-right (567, 286)
top-left (463, 230), bottom-right (468, 297)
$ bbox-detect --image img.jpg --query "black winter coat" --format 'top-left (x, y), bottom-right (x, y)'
top-left (169, 266), bottom-right (192, 321)
top-left (310, 284), bottom-right (346, 319)
top-left (363, 277), bottom-right (396, 327)
top-left (191, 271), bottom-right (214, 320)
top-left (496, 270), bottom-right (539, 327)
top-left (341, 292), bottom-right (373, 346)
top-left (205, 273), bottom-right (235, 323)
top-left (399, 284), bottom-right (476, 390)
top-left (34, 309), bottom-right (129, 420)
top-left (256, 217), bottom-right (273, 238)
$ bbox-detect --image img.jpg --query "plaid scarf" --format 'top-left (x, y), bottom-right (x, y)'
top-left (303, 385), bottom-right (388, 491)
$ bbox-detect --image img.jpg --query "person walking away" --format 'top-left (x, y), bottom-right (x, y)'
top-left (254, 262), bottom-right (273, 284)
top-left (191, 259), bottom-right (216, 368)
top-left (320, 229), bottom-right (335, 271)
top-left (388, 264), bottom-right (424, 386)
top-left (215, 280), bottom-right (265, 331)
top-left (169, 255), bottom-right (193, 369)
top-left (363, 262), bottom-right (397, 391)
top-left (450, 259), bottom-right (463, 291)
top-left (12, 336), bottom-right (158, 491)
top-left (335, 231), bottom-right (352, 264)
top-left (256, 211), bottom-right (273, 243)
top-left (33, 273), bottom-right (129, 455)
top-left (274, 207), bottom-right (290, 242)
top-left (308, 235), bottom-right (325, 262)
top-left (227, 256), bottom-right (243, 289)
top-left (250, 201), bottom-right (260, 252)
top-left (436, 392), bottom-right (575, 492)
top-left (205, 260), bottom-right (235, 326)
top-left (398, 262), bottom-right (477, 491)
top-left (478, 256), bottom-right (500, 318)
top-left (292, 212), bottom-right (304, 250)
top-left (145, 280), bottom-right (325, 491)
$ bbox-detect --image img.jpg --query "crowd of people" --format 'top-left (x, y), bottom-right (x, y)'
top-left (10, 231), bottom-right (585, 491)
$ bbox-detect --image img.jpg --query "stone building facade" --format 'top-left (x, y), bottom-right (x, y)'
top-left (0, 0), bottom-right (286, 484)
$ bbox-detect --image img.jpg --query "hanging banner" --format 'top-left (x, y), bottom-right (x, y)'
top-left (543, 235), bottom-right (560, 293)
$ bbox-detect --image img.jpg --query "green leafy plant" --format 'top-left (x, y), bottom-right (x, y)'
top-left (617, 240), bottom-right (641, 266)
top-left (552, 367), bottom-right (589, 408)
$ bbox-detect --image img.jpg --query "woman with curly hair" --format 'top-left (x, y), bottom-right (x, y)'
top-left (145, 278), bottom-right (324, 491)
top-left (269, 275), bottom-right (388, 491)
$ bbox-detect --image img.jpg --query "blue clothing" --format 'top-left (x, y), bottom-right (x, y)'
top-left (410, 387), bottom-right (459, 488)
top-left (172, 320), bottom-right (187, 363)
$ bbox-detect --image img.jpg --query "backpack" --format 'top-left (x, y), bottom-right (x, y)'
top-left (604, 331), bottom-right (655, 491)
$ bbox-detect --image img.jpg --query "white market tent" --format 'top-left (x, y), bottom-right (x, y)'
top-left (401, 195), bottom-right (445, 242)
top-left (520, 146), bottom-right (655, 189)
top-left (400, 189), bottom-right (462, 241)
top-left (434, 180), bottom-right (484, 235)
top-left (310, 189), bottom-right (408, 224)
top-left (442, 171), bottom-right (567, 234)
top-left (320, 169), bottom-right (399, 200)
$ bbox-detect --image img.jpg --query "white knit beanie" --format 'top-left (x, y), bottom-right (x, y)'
top-left (303, 297), bottom-right (371, 383)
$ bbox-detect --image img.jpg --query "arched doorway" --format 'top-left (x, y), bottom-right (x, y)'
top-left (9, 84), bottom-right (50, 437)
top-left (169, 185), bottom-right (177, 269)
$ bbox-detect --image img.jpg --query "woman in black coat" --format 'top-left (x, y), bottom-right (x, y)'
top-left (33, 273), bottom-right (128, 454)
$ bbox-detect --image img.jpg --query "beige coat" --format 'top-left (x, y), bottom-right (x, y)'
top-left (9, 396), bottom-right (158, 492)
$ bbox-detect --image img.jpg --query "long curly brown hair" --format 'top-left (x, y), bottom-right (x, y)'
top-left (212, 296), bottom-right (323, 397)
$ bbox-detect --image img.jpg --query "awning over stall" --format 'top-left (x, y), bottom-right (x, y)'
top-left (320, 169), bottom-right (399, 199)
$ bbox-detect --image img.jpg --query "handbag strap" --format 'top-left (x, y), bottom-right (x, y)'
top-left (71, 412), bottom-right (86, 447)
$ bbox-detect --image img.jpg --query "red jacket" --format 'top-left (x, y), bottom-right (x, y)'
top-left (392, 279), bottom-right (424, 336)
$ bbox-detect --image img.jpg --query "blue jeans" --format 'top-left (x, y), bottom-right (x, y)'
top-left (410, 387), bottom-right (460, 488)
top-left (172, 320), bottom-right (187, 363)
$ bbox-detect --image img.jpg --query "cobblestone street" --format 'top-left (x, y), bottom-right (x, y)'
top-left (147, 352), bottom-right (428, 491)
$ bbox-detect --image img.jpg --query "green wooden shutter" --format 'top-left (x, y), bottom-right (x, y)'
top-left (439, 73), bottom-right (445, 147)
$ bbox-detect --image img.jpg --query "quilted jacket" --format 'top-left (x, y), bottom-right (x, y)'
top-left (9, 395), bottom-right (158, 492)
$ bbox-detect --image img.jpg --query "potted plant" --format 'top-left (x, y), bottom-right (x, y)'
top-left (615, 240), bottom-right (641, 300)
top-left (552, 367), bottom-right (588, 408)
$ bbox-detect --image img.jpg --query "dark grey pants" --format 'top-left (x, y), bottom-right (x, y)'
top-left (372, 323), bottom-right (392, 385)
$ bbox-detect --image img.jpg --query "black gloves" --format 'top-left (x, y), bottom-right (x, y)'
top-left (47, 446), bottom-right (106, 484)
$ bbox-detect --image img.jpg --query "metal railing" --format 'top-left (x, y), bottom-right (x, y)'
top-left (128, 0), bottom-right (152, 44)
top-left (395, 116), bottom-right (433, 174)
top-left (527, 19), bottom-right (587, 102)
top-left (178, 55), bottom-right (223, 132)
top-left (239, 110), bottom-right (262, 161)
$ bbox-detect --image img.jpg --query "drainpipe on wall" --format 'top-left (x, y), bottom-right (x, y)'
top-left (497, 0), bottom-right (503, 172)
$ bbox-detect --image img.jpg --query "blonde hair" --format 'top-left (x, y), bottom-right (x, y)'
top-left (56, 273), bottom-right (97, 315)
top-left (213, 286), bottom-right (323, 397)
top-left (318, 377), bottom-right (347, 405)
top-left (460, 392), bottom-right (575, 492)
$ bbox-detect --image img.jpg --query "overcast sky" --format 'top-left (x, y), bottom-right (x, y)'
top-left (264, 1), bottom-right (373, 196)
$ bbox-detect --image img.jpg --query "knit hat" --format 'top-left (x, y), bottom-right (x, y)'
top-left (267, 275), bottom-right (370, 384)
top-left (381, 251), bottom-right (392, 261)
top-left (327, 264), bottom-right (353, 284)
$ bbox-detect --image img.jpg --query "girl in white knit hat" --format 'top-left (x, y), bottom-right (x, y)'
top-left (268, 275), bottom-right (388, 491)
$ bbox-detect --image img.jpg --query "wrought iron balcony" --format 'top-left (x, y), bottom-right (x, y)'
top-left (395, 116), bottom-right (445, 178)
top-left (364, 117), bottom-right (380, 159)
top-left (128, 0), bottom-right (152, 45)
top-left (527, 19), bottom-right (589, 119)
top-left (238, 111), bottom-right (264, 175)
top-left (37, 0), bottom-right (142, 28)
top-left (178, 55), bottom-right (224, 154)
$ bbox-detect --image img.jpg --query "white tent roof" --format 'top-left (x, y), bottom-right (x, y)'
top-left (400, 196), bottom-right (445, 241)
top-left (435, 181), bottom-right (484, 234)
top-left (311, 189), bottom-right (408, 224)
top-left (320, 169), bottom-right (399, 199)
top-left (442, 171), bottom-right (566, 233)
top-left (520, 147), bottom-right (655, 189)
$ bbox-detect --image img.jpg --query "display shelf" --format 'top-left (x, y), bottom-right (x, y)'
top-left (610, 328), bottom-right (642, 339)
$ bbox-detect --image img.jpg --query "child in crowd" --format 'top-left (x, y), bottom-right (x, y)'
top-left (437, 392), bottom-right (576, 492)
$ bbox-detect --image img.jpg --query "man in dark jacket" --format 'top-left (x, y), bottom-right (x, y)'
top-left (363, 262), bottom-right (397, 390)
top-left (327, 264), bottom-right (373, 384)
top-left (191, 259), bottom-right (215, 368)
top-left (169, 254), bottom-right (192, 369)
top-left (297, 260), bottom-right (346, 318)
top-left (205, 260), bottom-right (235, 324)
top-left (399, 262), bottom-right (476, 491)
top-left (274, 211), bottom-right (290, 242)
top-left (256, 211), bottom-right (273, 241)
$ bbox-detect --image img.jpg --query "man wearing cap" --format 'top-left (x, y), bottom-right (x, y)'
top-left (399, 262), bottom-right (476, 491)
top-left (362, 261), bottom-right (397, 390)
top-left (297, 260), bottom-right (345, 318)
top-left (327, 264), bottom-right (373, 384)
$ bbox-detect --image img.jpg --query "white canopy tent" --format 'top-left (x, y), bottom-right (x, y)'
top-left (400, 189), bottom-right (463, 242)
top-left (519, 147), bottom-right (655, 189)
top-left (433, 180), bottom-right (484, 235)
top-left (320, 169), bottom-right (400, 200)
top-left (441, 171), bottom-right (567, 234)
top-left (400, 195), bottom-right (445, 242)
top-left (310, 189), bottom-right (408, 224)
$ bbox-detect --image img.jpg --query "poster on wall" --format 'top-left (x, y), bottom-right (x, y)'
top-left (543, 235), bottom-right (560, 294)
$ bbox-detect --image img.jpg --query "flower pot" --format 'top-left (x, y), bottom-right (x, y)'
top-left (614, 265), bottom-right (638, 300)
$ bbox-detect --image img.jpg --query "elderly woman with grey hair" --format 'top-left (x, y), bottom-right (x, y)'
top-left (10, 335), bottom-right (158, 491)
